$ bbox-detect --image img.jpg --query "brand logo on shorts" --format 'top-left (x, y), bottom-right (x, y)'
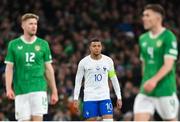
top-left (86, 111), bottom-right (89, 116)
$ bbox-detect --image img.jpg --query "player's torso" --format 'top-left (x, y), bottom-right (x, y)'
top-left (13, 38), bottom-right (45, 69)
top-left (139, 31), bottom-right (177, 96)
top-left (140, 32), bottom-right (166, 78)
top-left (11, 37), bottom-right (48, 95)
top-left (82, 55), bottom-right (111, 100)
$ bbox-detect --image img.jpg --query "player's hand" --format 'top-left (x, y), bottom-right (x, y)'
top-left (73, 100), bottom-right (79, 112)
top-left (116, 99), bottom-right (122, 109)
top-left (143, 78), bottom-right (157, 93)
top-left (50, 91), bottom-right (58, 105)
top-left (6, 88), bottom-right (15, 100)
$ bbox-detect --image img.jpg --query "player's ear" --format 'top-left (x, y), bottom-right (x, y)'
top-left (21, 21), bottom-right (25, 30)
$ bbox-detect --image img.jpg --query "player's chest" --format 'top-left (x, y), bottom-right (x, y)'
top-left (14, 44), bottom-right (44, 60)
top-left (84, 62), bottom-right (109, 74)
top-left (141, 39), bottom-right (164, 55)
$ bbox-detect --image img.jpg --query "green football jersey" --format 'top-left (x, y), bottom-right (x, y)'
top-left (5, 36), bottom-right (52, 95)
top-left (139, 29), bottom-right (178, 97)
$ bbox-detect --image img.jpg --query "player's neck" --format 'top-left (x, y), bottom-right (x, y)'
top-left (90, 54), bottom-right (102, 60)
top-left (23, 34), bottom-right (36, 42)
top-left (150, 24), bottom-right (164, 36)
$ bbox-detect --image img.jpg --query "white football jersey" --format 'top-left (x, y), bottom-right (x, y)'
top-left (74, 54), bottom-right (121, 101)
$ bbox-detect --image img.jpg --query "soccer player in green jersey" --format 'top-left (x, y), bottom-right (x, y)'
top-left (5, 13), bottom-right (58, 121)
top-left (134, 4), bottom-right (179, 121)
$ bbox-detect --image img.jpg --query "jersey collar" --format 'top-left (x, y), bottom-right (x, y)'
top-left (20, 35), bottom-right (37, 44)
top-left (149, 27), bottom-right (166, 39)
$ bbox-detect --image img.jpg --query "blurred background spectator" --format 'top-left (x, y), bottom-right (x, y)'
top-left (0, 0), bottom-right (180, 120)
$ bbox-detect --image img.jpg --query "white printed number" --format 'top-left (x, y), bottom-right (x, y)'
top-left (147, 47), bottom-right (154, 58)
top-left (25, 52), bottom-right (35, 62)
top-left (106, 103), bottom-right (113, 111)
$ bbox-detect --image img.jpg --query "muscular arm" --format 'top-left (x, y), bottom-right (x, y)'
top-left (151, 57), bottom-right (174, 84)
top-left (5, 63), bottom-right (15, 99)
top-left (45, 63), bottom-right (58, 104)
top-left (144, 57), bottom-right (175, 92)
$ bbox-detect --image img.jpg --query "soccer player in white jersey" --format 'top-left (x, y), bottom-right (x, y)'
top-left (73, 37), bottom-right (122, 121)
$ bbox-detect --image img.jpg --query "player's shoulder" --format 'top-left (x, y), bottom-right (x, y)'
top-left (78, 55), bottom-right (90, 66)
top-left (102, 54), bottom-right (113, 62)
top-left (36, 37), bottom-right (49, 44)
top-left (139, 32), bottom-right (149, 41)
top-left (102, 54), bottom-right (111, 60)
top-left (164, 29), bottom-right (176, 37)
top-left (80, 55), bottom-right (90, 63)
top-left (7, 37), bottom-right (22, 47)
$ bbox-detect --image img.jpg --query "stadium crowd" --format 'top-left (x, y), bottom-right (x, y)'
top-left (0, 0), bottom-right (180, 120)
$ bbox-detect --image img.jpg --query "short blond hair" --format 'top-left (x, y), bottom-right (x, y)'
top-left (21, 13), bottom-right (39, 22)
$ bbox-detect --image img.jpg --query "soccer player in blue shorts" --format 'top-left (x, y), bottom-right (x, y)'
top-left (73, 37), bottom-right (122, 121)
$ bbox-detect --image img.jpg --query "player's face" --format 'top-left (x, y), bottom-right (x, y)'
top-left (142, 9), bottom-right (161, 30)
top-left (90, 42), bottom-right (102, 56)
top-left (22, 18), bottom-right (38, 36)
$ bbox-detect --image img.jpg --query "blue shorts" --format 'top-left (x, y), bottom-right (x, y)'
top-left (83, 99), bottom-right (113, 119)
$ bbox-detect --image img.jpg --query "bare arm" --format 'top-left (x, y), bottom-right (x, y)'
top-left (151, 57), bottom-right (174, 83)
top-left (5, 63), bottom-right (15, 100)
top-left (144, 57), bottom-right (174, 92)
top-left (45, 63), bottom-right (58, 104)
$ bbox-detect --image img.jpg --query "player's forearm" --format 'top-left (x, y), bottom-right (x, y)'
top-left (5, 65), bottom-right (13, 90)
top-left (45, 65), bottom-right (57, 93)
top-left (152, 58), bottom-right (174, 84)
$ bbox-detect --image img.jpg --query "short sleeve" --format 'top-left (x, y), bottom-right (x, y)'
top-left (44, 42), bottom-right (52, 63)
top-left (139, 37), bottom-right (144, 61)
top-left (164, 31), bottom-right (178, 60)
top-left (5, 41), bottom-right (14, 64)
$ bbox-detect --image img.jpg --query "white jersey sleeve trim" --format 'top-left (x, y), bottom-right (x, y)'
top-left (4, 61), bottom-right (14, 64)
top-left (45, 60), bottom-right (53, 64)
top-left (164, 55), bottom-right (177, 60)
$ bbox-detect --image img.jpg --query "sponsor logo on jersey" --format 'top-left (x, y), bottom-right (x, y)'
top-left (157, 40), bottom-right (162, 47)
top-left (17, 46), bottom-right (23, 50)
top-left (96, 66), bottom-right (100, 70)
top-left (25, 63), bottom-right (32, 66)
top-left (35, 45), bottom-right (41, 51)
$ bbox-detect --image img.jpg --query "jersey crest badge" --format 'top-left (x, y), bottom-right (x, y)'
top-left (35, 45), bottom-right (41, 51)
top-left (103, 67), bottom-right (107, 71)
top-left (156, 40), bottom-right (162, 47)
